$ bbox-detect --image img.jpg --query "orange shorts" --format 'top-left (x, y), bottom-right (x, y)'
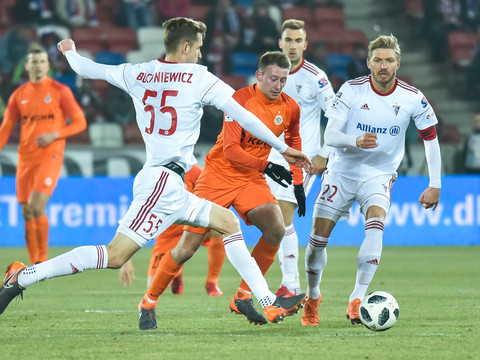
top-left (16, 155), bottom-right (63, 203)
top-left (185, 168), bottom-right (277, 235)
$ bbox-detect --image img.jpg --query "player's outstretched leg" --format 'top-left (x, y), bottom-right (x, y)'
top-left (263, 293), bottom-right (307, 323)
top-left (138, 298), bottom-right (157, 330)
top-left (0, 262), bottom-right (27, 314)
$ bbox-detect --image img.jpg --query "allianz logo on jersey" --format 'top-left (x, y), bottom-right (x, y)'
top-left (356, 122), bottom-right (401, 136)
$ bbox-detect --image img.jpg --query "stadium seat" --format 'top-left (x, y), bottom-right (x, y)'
top-left (95, 51), bottom-right (126, 65)
top-left (447, 31), bottom-right (477, 67)
top-left (67, 130), bottom-right (89, 144)
top-left (91, 80), bottom-right (110, 100)
top-left (73, 27), bottom-right (107, 54)
top-left (326, 53), bottom-right (353, 81)
top-left (137, 26), bottom-right (164, 47)
top-left (281, 6), bottom-right (312, 22)
top-left (337, 29), bottom-right (368, 54)
top-left (404, 0), bottom-right (424, 19)
top-left (88, 123), bottom-right (124, 147)
top-left (222, 74), bottom-right (248, 90)
top-left (105, 27), bottom-right (137, 52)
top-left (232, 51), bottom-right (258, 78)
top-left (187, 5), bottom-right (211, 21)
top-left (313, 7), bottom-right (345, 31)
top-left (124, 123), bottom-right (143, 144)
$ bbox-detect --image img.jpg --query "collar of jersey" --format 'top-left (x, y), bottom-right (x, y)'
top-left (251, 84), bottom-right (282, 105)
top-left (369, 75), bottom-right (398, 96)
top-left (289, 58), bottom-right (304, 75)
top-left (158, 58), bottom-right (178, 64)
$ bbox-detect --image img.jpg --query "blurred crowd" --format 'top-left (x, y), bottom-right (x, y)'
top-left (0, 0), bottom-right (479, 174)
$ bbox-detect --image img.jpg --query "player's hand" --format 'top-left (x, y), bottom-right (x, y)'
top-left (281, 147), bottom-right (312, 172)
top-left (356, 132), bottom-right (378, 149)
top-left (294, 184), bottom-right (306, 217)
top-left (57, 39), bottom-right (77, 55)
top-left (418, 187), bottom-right (440, 210)
top-left (264, 162), bottom-right (292, 188)
top-left (310, 155), bottom-right (327, 175)
top-left (118, 259), bottom-right (135, 287)
top-left (36, 132), bottom-right (59, 147)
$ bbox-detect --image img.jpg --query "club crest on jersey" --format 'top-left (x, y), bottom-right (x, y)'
top-left (274, 115), bottom-right (283, 125)
top-left (392, 103), bottom-right (400, 116)
top-left (44, 93), bottom-right (52, 104)
top-left (225, 115), bottom-right (234, 122)
top-left (296, 84), bottom-right (302, 94)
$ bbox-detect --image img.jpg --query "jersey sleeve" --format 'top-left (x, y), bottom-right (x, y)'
top-left (223, 116), bottom-right (269, 172)
top-left (0, 92), bottom-right (20, 149)
top-left (199, 70), bottom-right (235, 109)
top-left (411, 90), bottom-right (438, 130)
top-left (314, 70), bottom-right (335, 112)
top-left (324, 82), bottom-right (352, 122)
top-left (57, 85), bottom-right (87, 138)
top-left (284, 100), bottom-right (303, 185)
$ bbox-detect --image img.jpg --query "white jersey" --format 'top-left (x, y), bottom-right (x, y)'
top-left (104, 59), bottom-right (235, 171)
top-left (325, 76), bottom-right (438, 181)
top-left (269, 58), bottom-right (334, 164)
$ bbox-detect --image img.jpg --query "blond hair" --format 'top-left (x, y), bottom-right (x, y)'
top-left (368, 34), bottom-right (401, 61)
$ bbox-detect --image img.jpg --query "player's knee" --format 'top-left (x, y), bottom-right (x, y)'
top-left (223, 214), bottom-right (241, 236)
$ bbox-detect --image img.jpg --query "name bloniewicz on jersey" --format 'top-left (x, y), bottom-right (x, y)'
top-left (136, 71), bottom-right (193, 84)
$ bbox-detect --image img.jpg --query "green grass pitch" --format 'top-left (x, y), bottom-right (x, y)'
top-left (0, 246), bottom-right (478, 360)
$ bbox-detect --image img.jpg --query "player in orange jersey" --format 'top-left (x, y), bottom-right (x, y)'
top-left (119, 165), bottom-right (226, 296)
top-left (139, 51), bottom-right (307, 326)
top-left (0, 48), bottom-right (87, 265)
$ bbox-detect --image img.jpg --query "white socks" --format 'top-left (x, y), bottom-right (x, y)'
top-left (278, 224), bottom-right (300, 292)
top-left (304, 234), bottom-right (328, 300)
top-left (18, 245), bottom-right (108, 288)
top-left (349, 217), bottom-right (384, 302)
top-left (223, 232), bottom-right (274, 305)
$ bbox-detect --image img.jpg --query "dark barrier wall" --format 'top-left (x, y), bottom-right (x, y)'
top-left (0, 175), bottom-right (479, 246)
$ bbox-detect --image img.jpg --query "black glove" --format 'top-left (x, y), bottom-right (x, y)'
top-left (264, 162), bottom-right (292, 188)
top-left (294, 184), bottom-right (306, 217)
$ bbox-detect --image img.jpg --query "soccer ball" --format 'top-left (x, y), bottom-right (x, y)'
top-left (359, 291), bottom-right (399, 331)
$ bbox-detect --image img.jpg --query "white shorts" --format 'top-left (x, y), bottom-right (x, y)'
top-left (118, 165), bottom-right (212, 247)
top-left (313, 170), bottom-right (396, 222)
top-left (266, 169), bottom-right (316, 204)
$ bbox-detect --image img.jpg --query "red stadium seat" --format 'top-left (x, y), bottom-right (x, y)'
top-left (222, 74), bottom-right (248, 90)
top-left (105, 27), bottom-right (138, 52)
top-left (313, 7), bottom-right (345, 31)
top-left (337, 29), bottom-right (368, 54)
top-left (73, 27), bottom-right (107, 54)
top-left (281, 6), bottom-right (312, 22)
top-left (404, 0), bottom-right (424, 19)
top-left (187, 5), bottom-right (211, 21)
top-left (124, 123), bottom-right (143, 144)
top-left (448, 31), bottom-right (477, 67)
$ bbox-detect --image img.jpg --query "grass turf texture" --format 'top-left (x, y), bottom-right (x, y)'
top-left (0, 246), bottom-right (478, 360)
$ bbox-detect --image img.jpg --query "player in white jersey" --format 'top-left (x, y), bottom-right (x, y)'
top-left (0, 18), bottom-right (312, 328)
top-left (266, 19), bottom-right (335, 297)
top-left (301, 34), bottom-right (441, 326)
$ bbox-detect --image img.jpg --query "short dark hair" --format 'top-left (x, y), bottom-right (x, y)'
top-left (163, 17), bottom-right (207, 54)
top-left (25, 47), bottom-right (48, 62)
top-left (258, 51), bottom-right (291, 73)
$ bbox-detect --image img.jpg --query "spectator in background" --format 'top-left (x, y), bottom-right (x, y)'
top-left (204, 0), bottom-right (245, 76)
top-left (462, 111), bottom-right (480, 173)
top-left (347, 42), bottom-right (369, 79)
top-left (0, 24), bottom-right (34, 76)
top-left (104, 84), bottom-right (136, 125)
top-left (306, 40), bottom-right (331, 75)
top-left (118, 0), bottom-right (154, 29)
top-left (0, 72), bottom-right (15, 118)
top-left (155, 0), bottom-right (190, 23)
top-left (56, 0), bottom-right (98, 27)
top-left (465, 26), bottom-right (480, 98)
top-left (247, 0), bottom-right (279, 54)
top-left (76, 79), bottom-right (105, 124)
top-left (11, 0), bottom-right (57, 25)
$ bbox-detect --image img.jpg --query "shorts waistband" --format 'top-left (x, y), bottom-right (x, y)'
top-left (163, 162), bottom-right (185, 180)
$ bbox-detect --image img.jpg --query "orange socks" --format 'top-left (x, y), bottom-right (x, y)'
top-left (239, 237), bottom-right (279, 291)
top-left (25, 220), bottom-right (38, 265)
top-left (145, 251), bottom-right (182, 307)
top-left (206, 236), bottom-right (225, 284)
top-left (34, 215), bottom-right (49, 263)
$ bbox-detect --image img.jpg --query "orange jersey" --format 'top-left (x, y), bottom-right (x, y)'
top-left (204, 84), bottom-right (302, 185)
top-left (0, 77), bottom-right (86, 165)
